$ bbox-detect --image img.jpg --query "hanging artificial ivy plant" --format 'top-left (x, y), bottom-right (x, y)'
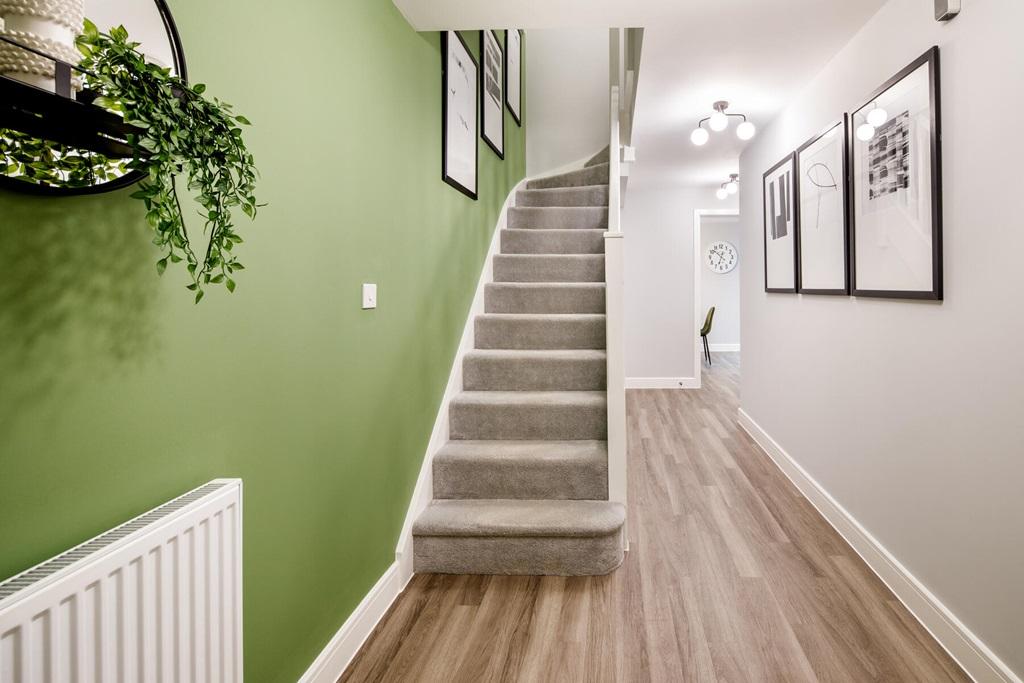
top-left (69, 20), bottom-right (261, 302)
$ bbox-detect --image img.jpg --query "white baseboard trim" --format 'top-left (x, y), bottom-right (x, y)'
top-left (708, 343), bottom-right (740, 352)
top-left (737, 408), bottom-right (1021, 683)
top-left (626, 376), bottom-right (700, 389)
top-left (297, 562), bottom-right (407, 683)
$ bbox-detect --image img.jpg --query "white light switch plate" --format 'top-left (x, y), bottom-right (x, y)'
top-left (362, 283), bottom-right (377, 309)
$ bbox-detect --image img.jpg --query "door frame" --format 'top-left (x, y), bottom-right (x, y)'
top-left (693, 208), bottom-right (740, 386)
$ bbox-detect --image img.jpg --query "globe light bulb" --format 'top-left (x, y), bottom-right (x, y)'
top-left (866, 106), bottom-right (888, 127)
top-left (856, 123), bottom-right (876, 142)
top-left (690, 127), bottom-right (710, 146)
top-left (716, 187), bottom-right (729, 200)
top-left (709, 110), bottom-right (729, 132)
top-left (726, 180), bottom-right (739, 195)
top-left (736, 120), bottom-right (756, 140)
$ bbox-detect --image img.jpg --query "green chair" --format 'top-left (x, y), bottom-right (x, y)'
top-left (700, 306), bottom-right (715, 367)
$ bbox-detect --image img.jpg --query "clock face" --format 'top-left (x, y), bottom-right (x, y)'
top-left (706, 240), bottom-right (738, 274)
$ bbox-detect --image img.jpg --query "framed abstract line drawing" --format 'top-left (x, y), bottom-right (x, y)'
top-left (763, 153), bottom-right (798, 293)
top-left (480, 30), bottom-right (504, 159)
top-left (442, 31), bottom-right (479, 200)
top-left (849, 47), bottom-right (942, 300)
top-left (796, 117), bottom-right (850, 295)
top-left (504, 29), bottom-right (523, 126)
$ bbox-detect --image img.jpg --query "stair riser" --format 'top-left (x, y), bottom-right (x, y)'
top-left (450, 401), bottom-right (607, 440)
top-left (413, 533), bottom-right (623, 575)
top-left (463, 355), bottom-right (606, 391)
top-left (493, 255), bottom-right (605, 283)
top-left (485, 284), bottom-right (605, 314)
top-left (516, 187), bottom-right (609, 208)
top-left (433, 458), bottom-right (607, 500)
top-left (527, 164), bottom-right (610, 190)
top-left (474, 316), bottom-right (606, 350)
top-left (508, 207), bottom-right (608, 230)
top-left (501, 229), bottom-right (605, 255)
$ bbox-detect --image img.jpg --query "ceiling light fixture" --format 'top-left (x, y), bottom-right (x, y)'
top-left (717, 174), bottom-right (739, 200)
top-left (691, 101), bottom-right (756, 145)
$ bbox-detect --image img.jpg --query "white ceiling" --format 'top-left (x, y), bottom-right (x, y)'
top-left (394, 0), bottom-right (887, 188)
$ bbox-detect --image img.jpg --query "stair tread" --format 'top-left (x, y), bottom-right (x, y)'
top-left (437, 439), bottom-right (607, 463)
top-left (414, 499), bottom-right (625, 538)
top-left (487, 282), bottom-right (606, 289)
top-left (465, 349), bottom-right (606, 360)
top-left (452, 390), bottom-right (606, 406)
top-left (477, 313), bottom-right (606, 320)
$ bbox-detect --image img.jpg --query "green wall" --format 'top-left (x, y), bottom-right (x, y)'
top-left (0, 2), bottom-right (525, 680)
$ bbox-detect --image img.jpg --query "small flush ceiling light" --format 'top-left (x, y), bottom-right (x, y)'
top-left (690, 101), bottom-right (756, 146)
top-left (856, 122), bottom-right (877, 142)
top-left (717, 174), bottom-right (739, 200)
top-left (866, 105), bottom-right (888, 127)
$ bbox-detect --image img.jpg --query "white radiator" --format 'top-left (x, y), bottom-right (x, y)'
top-left (0, 479), bottom-right (243, 683)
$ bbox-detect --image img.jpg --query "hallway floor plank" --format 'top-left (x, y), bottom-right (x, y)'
top-left (339, 353), bottom-right (968, 682)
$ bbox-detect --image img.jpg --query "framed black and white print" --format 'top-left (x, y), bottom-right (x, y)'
top-left (442, 31), bottom-right (479, 200)
top-left (480, 30), bottom-right (504, 158)
top-left (504, 29), bottom-right (523, 126)
top-left (796, 117), bottom-right (850, 295)
top-left (850, 46), bottom-right (942, 300)
top-left (763, 153), bottom-right (798, 293)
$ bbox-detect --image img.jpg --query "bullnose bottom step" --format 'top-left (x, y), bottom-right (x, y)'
top-left (413, 499), bottom-right (625, 575)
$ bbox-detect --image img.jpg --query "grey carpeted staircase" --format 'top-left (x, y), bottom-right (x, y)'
top-left (412, 161), bottom-right (625, 576)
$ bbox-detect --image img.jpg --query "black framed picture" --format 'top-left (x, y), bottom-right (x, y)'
top-left (480, 30), bottom-right (504, 159)
top-left (442, 31), bottom-right (479, 200)
top-left (763, 153), bottom-right (798, 293)
top-left (796, 117), bottom-right (850, 295)
top-left (504, 29), bottom-right (523, 126)
top-left (849, 46), bottom-right (942, 300)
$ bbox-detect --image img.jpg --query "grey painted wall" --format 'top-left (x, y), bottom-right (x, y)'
top-left (700, 215), bottom-right (741, 348)
top-left (739, 0), bottom-right (1024, 675)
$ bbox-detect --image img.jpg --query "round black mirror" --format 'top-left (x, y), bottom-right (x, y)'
top-left (0, 0), bottom-right (187, 195)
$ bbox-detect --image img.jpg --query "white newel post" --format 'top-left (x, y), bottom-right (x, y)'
top-left (606, 80), bottom-right (628, 549)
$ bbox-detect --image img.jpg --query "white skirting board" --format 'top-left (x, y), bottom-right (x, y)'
top-left (737, 408), bottom-right (1022, 683)
top-left (626, 376), bottom-right (700, 389)
top-left (708, 343), bottom-right (740, 352)
top-left (296, 563), bottom-right (406, 683)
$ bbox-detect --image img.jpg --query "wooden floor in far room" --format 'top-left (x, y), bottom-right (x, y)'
top-left (339, 353), bottom-right (968, 682)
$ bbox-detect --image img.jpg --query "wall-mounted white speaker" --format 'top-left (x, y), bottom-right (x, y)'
top-left (935, 0), bottom-right (961, 21)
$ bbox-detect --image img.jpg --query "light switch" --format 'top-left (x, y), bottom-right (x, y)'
top-left (362, 283), bottom-right (377, 309)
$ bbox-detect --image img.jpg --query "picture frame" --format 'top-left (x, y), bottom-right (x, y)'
top-left (504, 29), bottom-right (523, 126)
top-left (849, 46), bottom-right (942, 300)
top-left (763, 153), bottom-right (799, 293)
top-left (480, 30), bottom-right (504, 159)
top-left (442, 31), bottom-right (479, 200)
top-left (796, 116), bottom-right (850, 295)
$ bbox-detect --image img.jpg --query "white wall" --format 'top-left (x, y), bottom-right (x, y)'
top-left (525, 28), bottom-right (608, 175)
top-left (739, 0), bottom-right (1024, 677)
top-left (700, 215), bottom-right (741, 349)
top-left (623, 180), bottom-right (737, 386)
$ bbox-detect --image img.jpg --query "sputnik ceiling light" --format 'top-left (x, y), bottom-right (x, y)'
top-left (716, 174), bottom-right (740, 200)
top-left (856, 102), bottom-right (889, 141)
top-left (691, 101), bottom-right (756, 146)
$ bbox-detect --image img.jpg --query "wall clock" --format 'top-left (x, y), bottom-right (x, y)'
top-left (706, 240), bottom-right (738, 273)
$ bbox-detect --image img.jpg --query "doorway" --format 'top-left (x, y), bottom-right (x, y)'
top-left (693, 209), bottom-right (740, 384)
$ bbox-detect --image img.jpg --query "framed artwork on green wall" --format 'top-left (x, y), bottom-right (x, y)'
top-left (441, 31), bottom-right (478, 200)
top-left (480, 30), bottom-right (504, 159)
top-left (504, 29), bottom-right (523, 126)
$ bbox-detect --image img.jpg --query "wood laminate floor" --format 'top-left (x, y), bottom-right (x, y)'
top-left (340, 353), bottom-right (968, 682)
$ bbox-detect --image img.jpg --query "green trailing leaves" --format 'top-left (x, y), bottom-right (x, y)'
top-left (0, 22), bottom-right (261, 302)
